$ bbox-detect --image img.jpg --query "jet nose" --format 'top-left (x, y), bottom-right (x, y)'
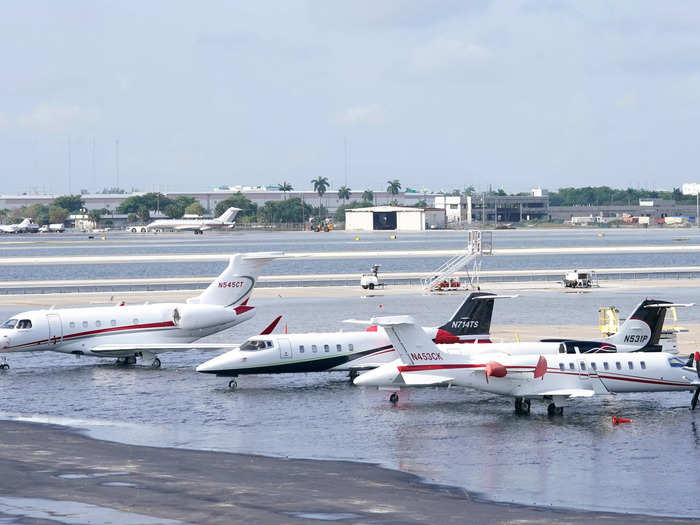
top-left (0, 332), bottom-right (10, 350)
top-left (196, 350), bottom-right (240, 374)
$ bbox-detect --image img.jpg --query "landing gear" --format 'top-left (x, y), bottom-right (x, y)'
top-left (116, 356), bottom-right (137, 366)
top-left (389, 392), bottom-right (399, 404)
top-left (514, 397), bottom-right (530, 415)
top-left (547, 402), bottom-right (564, 416)
top-left (0, 357), bottom-right (8, 370)
top-left (348, 369), bottom-right (359, 382)
top-left (151, 357), bottom-right (161, 369)
top-left (228, 379), bottom-right (238, 390)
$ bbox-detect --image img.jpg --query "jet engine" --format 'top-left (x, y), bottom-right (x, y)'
top-left (172, 304), bottom-right (238, 330)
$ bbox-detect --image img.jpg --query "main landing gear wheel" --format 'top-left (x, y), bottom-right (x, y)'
top-left (0, 363), bottom-right (9, 371)
top-left (389, 392), bottom-right (399, 404)
top-left (547, 403), bottom-right (564, 416)
top-left (514, 397), bottom-right (530, 415)
top-left (151, 357), bottom-right (161, 369)
top-left (228, 379), bottom-right (238, 390)
top-left (348, 370), bottom-right (359, 382)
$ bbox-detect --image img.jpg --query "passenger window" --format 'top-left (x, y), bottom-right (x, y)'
top-left (299, 345), bottom-right (305, 353)
top-left (640, 361), bottom-right (646, 370)
top-left (111, 320), bottom-right (116, 327)
top-left (336, 344), bottom-right (342, 352)
top-left (95, 320), bottom-right (101, 327)
top-left (603, 362), bottom-right (609, 370)
top-left (628, 361), bottom-right (633, 370)
top-left (590, 363), bottom-right (597, 371)
top-left (69, 321), bottom-right (75, 329)
top-left (133, 318), bottom-right (139, 325)
top-left (312, 345), bottom-right (318, 353)
top-left (348, 344), bottom-right (354, 351)
top-left (559, 363), bottom-right (565, 371)
top-left (324, 344), bottom-right (329, 353)
top-left (82, 321), bottom-right (88, 328)
top-left (580, 362), bottom-right (586, 371)
top-left (569, 363), bottom-right (575, 370)
top-left (616, 362), bottom-right (621, 370)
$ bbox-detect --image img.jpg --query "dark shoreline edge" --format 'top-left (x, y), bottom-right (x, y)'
top-left (0, 418), bottom-right (693, 525)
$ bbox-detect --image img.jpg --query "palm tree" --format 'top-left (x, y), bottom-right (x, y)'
top-left (279, 181), bottom-right (293, 200)
top-left (337, 186), bottom-right (351, 205)
top-left (362, 189), bottom-right (374, 204)
top-left (311, 176), bottom-right (329, 218)
top-left (386, 179), bottom-right (401, 203)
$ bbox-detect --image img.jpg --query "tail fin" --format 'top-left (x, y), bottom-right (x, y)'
top-left (605, 299), bottom-right (671, 350)
top-left (439, 292), bottom-right (496, 337)
top-left (373, 315), bottom-right (446, 366)
top-left (187, 252), bottom-right (282, 307)
top-left (216, 207), bottom-right (240, 224)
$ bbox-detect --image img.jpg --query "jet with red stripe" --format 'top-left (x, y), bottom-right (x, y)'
top-left (195, 292), bottom-right (506, 387)
top-left (0, 252), bottom-right (280, 369)
top-left (354, 315), bottom-right (700, 415)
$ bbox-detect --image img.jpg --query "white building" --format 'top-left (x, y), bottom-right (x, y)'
top-left (433, 195), bottom-right (472, 224)
top-left (345, 206), bottom-right (445, 232)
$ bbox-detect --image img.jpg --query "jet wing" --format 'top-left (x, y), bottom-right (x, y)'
top-left (400, 373), bottom-right (454, 386)
top-left (90, 342), bottom-right (240, 357)
top-left (519, 388), bottom-right (596, 398)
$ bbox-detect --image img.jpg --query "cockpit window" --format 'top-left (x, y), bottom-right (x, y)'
top-left (1, 319), bottom-right (18, 329)
top-left (240, 339), bottom-right (272, 351)
top-left (668, 357), bottom-right (685, 368)
top-left (17, 320), bottom-right (32, 329)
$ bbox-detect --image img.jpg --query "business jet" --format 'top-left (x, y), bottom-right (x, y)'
top-left (461, 298), bottom-right (688, 357)
top-left (354, 315), bottom-right (700, 415)
top-left (130, 207), bottom-right (241, 234)
top-left (0, 218), bottom-right (39, 234)
top-left (0, 252), bottom-right (280, 369)
top-left (196, 292), bottom-right (507, 388)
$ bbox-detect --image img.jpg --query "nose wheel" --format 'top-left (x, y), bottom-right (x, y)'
top-left (228, 379), bottom-right (238, 390)
top-left (389, 392), bottom-right (399, 404)
top-left (514, 397), bottom-right (530, 415)
top-left (0, 357), bottom-right (9, 371)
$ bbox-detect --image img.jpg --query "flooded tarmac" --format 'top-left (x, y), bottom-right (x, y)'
top-left (1, 287), bottom-right (699, 517)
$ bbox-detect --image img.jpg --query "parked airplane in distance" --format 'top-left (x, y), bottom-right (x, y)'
top-left (0, 252), bottom-right (281, 369)
top-left (130, 207), bottom-right (240, 234)
top-left (196, 292), bottom-right (508, 389)
top-left (0, 218), bottom-right (39, 234)
top-left (355, 315), bottom-right (700, 415)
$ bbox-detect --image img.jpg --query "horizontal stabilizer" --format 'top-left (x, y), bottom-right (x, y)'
top-left (401, 373), bottom-right (453, 386)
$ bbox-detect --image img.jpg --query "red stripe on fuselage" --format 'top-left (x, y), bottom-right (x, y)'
top-left (8, 321), bottom-right (176, 350)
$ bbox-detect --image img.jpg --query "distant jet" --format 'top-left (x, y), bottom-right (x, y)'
top-left (0, 218), bottom-right (39, 234)
top-left (131, 207), bottom-right (240, 234)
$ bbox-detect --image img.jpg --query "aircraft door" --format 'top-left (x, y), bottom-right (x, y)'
top-left (278, 338), bottom-right (292, 360)
top-left (47, 314), bottom-right (63, 345)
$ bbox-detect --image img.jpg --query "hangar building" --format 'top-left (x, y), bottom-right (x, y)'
top-left (344, 206), bottom-right (445, 232)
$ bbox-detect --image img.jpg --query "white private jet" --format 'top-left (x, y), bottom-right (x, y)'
top-left (354, 315), bottom-right (700, 415)
top-left (196, 292), bottom-right (506, 388)
top-left (0, 252), bottom-right (281, 369)
top-left (0, 218), bottom-right (39, 234)
top-left (131, 207), bottom-right (240, 234)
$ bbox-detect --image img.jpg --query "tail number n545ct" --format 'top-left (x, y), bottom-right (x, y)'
top-left (218, 281), bottom-right (246, 288)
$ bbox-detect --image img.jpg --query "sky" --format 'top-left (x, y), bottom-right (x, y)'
top-left (2, 1), bottom-right (700, 195)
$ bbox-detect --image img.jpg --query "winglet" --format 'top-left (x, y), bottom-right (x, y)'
top-left (260, 316), bottom-right (282, 335)
top-left (534, 355), bottom-right (547, 379)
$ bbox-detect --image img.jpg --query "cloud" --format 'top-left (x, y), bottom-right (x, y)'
top-left (334, 104), bottom-right (388, 126)
top-left (412, 38), bottom-right (490, 72)
top-left (17, 104), bottom-right (101, 133)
